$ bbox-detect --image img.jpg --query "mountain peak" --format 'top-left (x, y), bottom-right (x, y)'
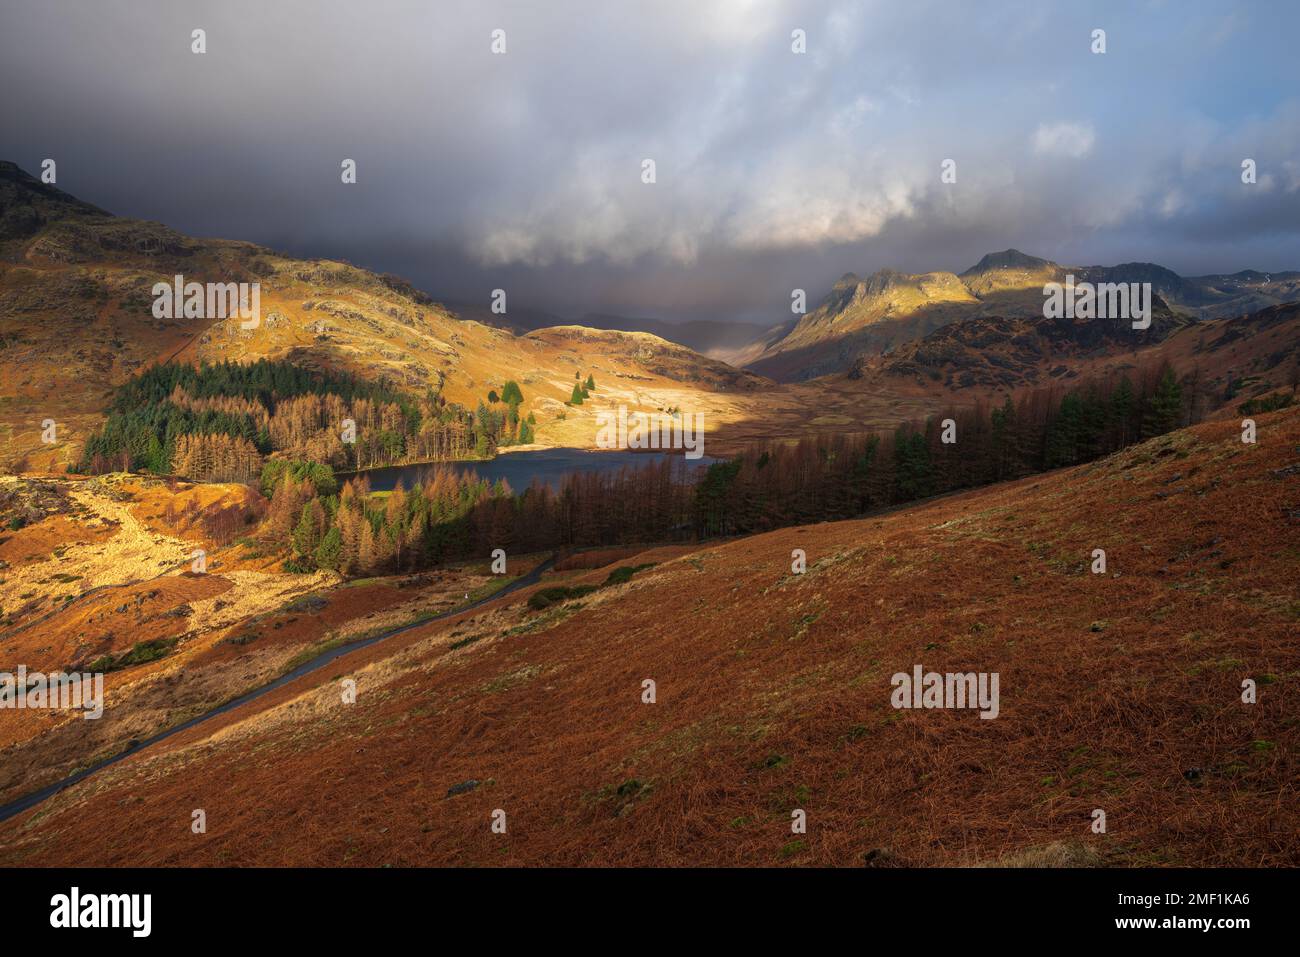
top-left (960, 248), bottom-right (1056, 276)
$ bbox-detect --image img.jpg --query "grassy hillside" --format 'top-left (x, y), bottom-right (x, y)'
top-left (3, 406), bottom-right (1296, 866)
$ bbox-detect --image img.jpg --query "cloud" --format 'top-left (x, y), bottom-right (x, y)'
top-left (828, 95), bottom-right (882, 137)
top-left (2, 0), bottom-right (1298, 321)
top-left (1031, 122), bottom-right (1096, 159)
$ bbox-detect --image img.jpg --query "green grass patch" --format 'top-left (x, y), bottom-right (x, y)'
top-left (87, 636), bottom-right (179, 673)
top-left (526, 562), bottom-right (656, 612)
top-left (527, 583), bottom-right (599, 610)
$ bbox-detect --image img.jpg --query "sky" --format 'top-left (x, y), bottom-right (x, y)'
top-left (3, 0), bottom-right (1299, 324)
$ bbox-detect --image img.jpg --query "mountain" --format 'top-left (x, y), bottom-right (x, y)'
top-left (745, 268), bottom-right (980, 381)
top-left (747, 250), bottom-right (1060, 382)
top-left (5, 406), bottom-right (1297, 865)
top-left (958, 248), bottom-right (1062, 297)
top-left (0, 162), bottom-right (771, 472)
top-left (747, 248), bottom-right (1300, 382)
top-left (713, 317), bottom-right (799, 367)
top-left (4, 162), bottom-right (1294, 472)
top-left (1178, 269), bottom-right (1300, 317)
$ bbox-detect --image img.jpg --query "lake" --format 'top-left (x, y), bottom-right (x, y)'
top-left (343, 448), bottom-right (722, 493)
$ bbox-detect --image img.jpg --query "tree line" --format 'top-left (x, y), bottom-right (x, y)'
top-left (262, 360), bottom-right (1200, 576)
top-left (695, 362), bottom-right (1192, 537)
top-left (76, 359), bottom-right (533, 479)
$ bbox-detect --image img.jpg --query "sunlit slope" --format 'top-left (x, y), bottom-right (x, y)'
top-left (0, 161), bottom-right (774, 470)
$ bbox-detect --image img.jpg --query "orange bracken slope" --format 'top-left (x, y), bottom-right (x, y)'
top-left (2, 407), bottom-right (1297, 866)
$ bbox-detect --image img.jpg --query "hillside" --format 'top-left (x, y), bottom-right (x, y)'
top-left (569, 314), bottom-right (773, 365)
top-left (0, 162), bottom-right (785, 471)
top-left (0, 468), bottom-right (533, 805)
top-left (453, 301), bottom-right (773, 365)
top-left (3, 407), bottom-right (1296, 866)
top-left (858, 301), bottom-right (1300, 407)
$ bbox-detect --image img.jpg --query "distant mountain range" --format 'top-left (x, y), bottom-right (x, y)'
top-left (746, 248), bottom-right (1300, 382)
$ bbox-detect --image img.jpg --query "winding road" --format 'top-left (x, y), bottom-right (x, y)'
top-left (0, 555), bottom-right (555, 825)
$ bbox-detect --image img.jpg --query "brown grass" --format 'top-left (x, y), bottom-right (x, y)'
top-left (2, 408), bottom-right (1297, 866)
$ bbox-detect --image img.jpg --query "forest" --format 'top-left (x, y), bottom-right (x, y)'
top-left (75, 359), bottom-right (535, 480)
top-left (260, 361), bottom-right (1200, 576)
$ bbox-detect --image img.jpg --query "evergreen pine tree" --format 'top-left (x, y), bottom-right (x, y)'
top-left (292, 499), bottom-right (323, 561)
top-left (1046, 393), bottom-right (1083, 467)
top-left (1111, 376), bottom-right (1135, 446)
top-left (892, 429), bottom-right (933, 501)
top-left (143, 432), bottom-right (167, 474)
top-left (314, 525), bottom-right (342, 570)
top-left (1142, 368), bottom-right (1183, 438)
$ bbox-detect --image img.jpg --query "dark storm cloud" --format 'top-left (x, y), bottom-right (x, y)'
top-left (3, 0), bottom-right (1299, 323)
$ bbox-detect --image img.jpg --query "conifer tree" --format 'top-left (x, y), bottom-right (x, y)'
top-left (292, 499), bottom-right (325, 560)
top-left (1111, 376), bottom-right (1135, 446)
top-left (1143, 368), bottom-right (1183, 438)
top-left (314, 526), bottom-right (342, 571)
top-left (501, 381), bottom-right (524, 405)
top-left (358, 519), bottom-right (377, 574)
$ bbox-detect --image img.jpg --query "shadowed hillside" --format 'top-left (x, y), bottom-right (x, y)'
top-left (862, 301), bottom-right (1300, 402)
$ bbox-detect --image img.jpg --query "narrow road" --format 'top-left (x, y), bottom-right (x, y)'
top-left (0, 556), bottom-right (555, 825)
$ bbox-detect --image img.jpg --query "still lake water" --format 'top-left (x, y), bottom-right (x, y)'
top-left (344, 449), bottom-right (721, 493)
